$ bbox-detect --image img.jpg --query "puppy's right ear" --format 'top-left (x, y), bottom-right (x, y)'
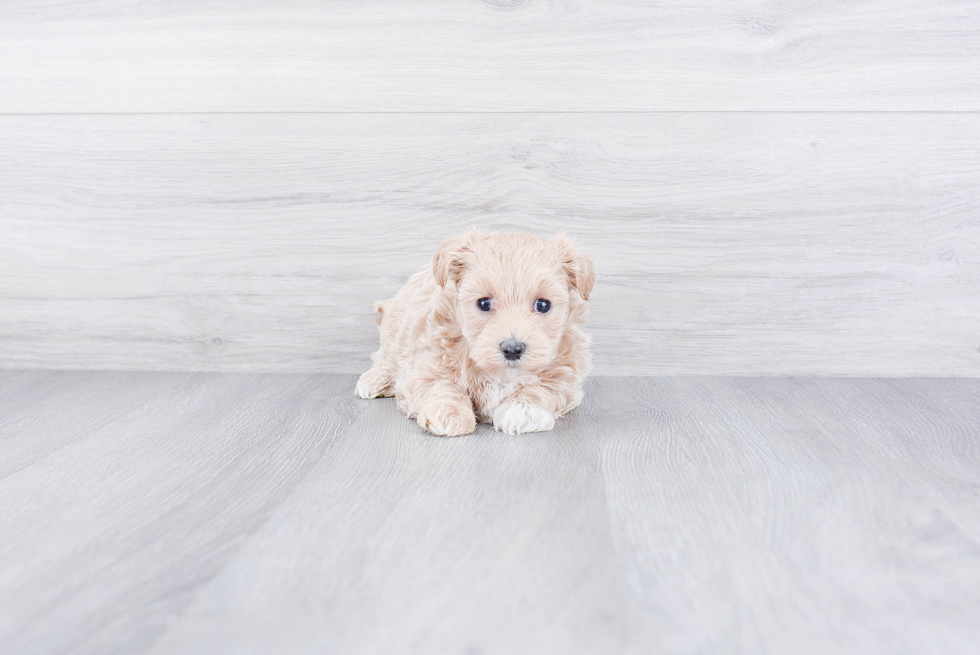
top-left (432, 231), bottom-right (482, 288)
top-left (550, 234), bottom-right (595, 301)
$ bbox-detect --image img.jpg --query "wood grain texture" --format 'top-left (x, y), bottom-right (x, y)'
top-left (0, 372), bottom-right (361, 655)
top-left (593, 377), bottom-right (980, 653)
top-left (1, 0), bottom-right (978, 112)
top-left (2, 113), bottom-right (978, 376)
top-left (0, 371), bottom-right (185, 478)
top-left (2, 372), bottom-right (978, 654)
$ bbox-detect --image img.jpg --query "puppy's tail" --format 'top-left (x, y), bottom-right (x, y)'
top-left (373, 301), bottom-right (386, 326)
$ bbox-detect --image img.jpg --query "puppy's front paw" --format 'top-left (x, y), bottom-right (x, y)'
top-left (492, 402), bottom-right (555, 435)
top-left (418, 402), bottom-right (477, 437)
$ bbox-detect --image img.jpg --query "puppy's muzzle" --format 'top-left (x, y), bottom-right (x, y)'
top-left (500, 339), bottom-right (526, 361)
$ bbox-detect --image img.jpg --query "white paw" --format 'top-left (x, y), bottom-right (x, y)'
top-left (355, 369), bottom-right (391, 399)
top-left (354, 377), bottom-right (373, 399)
top-left (492, 403), bottom-right (555, 435)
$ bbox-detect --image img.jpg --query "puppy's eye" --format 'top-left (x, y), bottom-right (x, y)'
top-left (534, 299), bottom-right (551, 313)
top-left (477, 297), bottom-right (493, 312)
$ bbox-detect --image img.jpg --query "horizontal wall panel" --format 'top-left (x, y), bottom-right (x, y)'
top-left (1, 0), bottom-right (979, 112)
top-left (1, 113), bottom-right (978, 375)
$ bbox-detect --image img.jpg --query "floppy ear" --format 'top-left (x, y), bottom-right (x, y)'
top-left (432, 231), bottom-right (482, 288)
top-left (550, 234), bottom-right (595, 301)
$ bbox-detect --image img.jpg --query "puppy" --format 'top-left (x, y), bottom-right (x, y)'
top-left (355, 230), bottom-right (594, 436)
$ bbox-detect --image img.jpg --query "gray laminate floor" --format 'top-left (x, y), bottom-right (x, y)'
top-left (1, 372), bottom-right (978, 655)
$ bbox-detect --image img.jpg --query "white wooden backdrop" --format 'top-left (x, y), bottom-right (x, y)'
top-left (1, 1), bottom-right (979, 376)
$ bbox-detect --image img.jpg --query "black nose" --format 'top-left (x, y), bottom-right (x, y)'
top-left (500, 340), bottom-right (526, 361)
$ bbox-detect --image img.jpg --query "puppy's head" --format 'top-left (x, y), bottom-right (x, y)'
top-left (433, 231), bottom-right (594, 375)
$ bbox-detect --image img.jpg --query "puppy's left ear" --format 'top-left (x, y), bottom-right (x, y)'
top-left (550, 235), bottom-right (595, 301)
top-left (433, 230), bottom-right (482, 288)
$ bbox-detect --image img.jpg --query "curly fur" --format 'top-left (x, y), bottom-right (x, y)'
top-left (355, 231), bottom-right (594, 436)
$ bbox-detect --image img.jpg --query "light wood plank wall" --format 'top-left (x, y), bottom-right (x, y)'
top-left (1, 1), bottom-right (978, 376)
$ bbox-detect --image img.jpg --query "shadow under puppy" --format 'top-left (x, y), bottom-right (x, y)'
top-left (356, 231), bottom-right (594, 436)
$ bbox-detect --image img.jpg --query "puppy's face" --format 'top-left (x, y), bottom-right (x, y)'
top-left (456, 255), bottom-right (569, 375)
top-left (434, 232), bottom-right (594, 376)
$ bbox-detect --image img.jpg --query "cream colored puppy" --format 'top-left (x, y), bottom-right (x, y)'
top-left (355, 231), bottom-right (594, 436)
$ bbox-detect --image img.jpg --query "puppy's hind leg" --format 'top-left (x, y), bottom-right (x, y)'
top-left (355, 350), bottom-right (394, 399)
top-left (355, 366), bottom-right (393, 399)
top-left (356, 301), bottom-right (395, 399)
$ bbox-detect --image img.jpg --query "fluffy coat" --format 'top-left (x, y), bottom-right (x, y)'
top-left (355, 231), bottom-right (594, 436)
